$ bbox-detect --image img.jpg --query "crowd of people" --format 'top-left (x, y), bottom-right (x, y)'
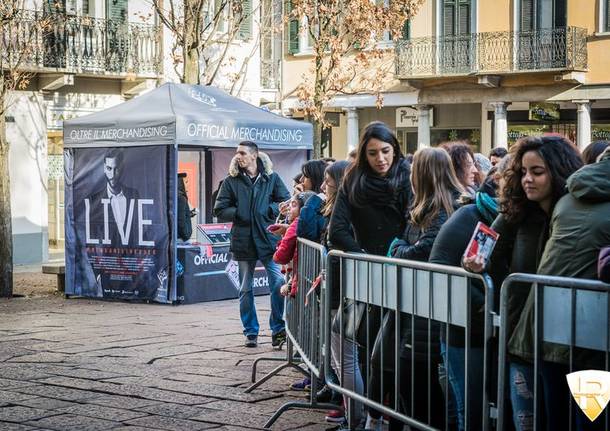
top-left (213, 122), bottom-right (610, 431)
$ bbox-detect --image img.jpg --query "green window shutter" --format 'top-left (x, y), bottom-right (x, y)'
top-left (443, 1), bottom-right (455, 36)
top-left (107, 0), bottom-right (128, 23)
top-left (402, 19), bottom-right (410, 40)
top-left (238, 0), bottom-right (252, 40)
top-left (606, 0), bottom-right (610, 32)
top-left (458, 0), bottom-right (470, 35)
top-left (286, 0), bottom-right (299, 54)
top-left (520, 0), bottom-right (535, 31)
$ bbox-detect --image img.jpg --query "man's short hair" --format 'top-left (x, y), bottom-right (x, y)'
top-left (104, 148), bottom-right (123, 165)
top-left (239, 141), bottom-right (258, 154)
top-left (489, 147), bottom-right (508, 159)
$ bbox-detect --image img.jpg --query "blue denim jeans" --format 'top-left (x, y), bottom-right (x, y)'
top-left (510, 361), bottom-right (603, 431)
top-left (509, 361), bottom-right (535, 431)
top-left (237, 258), bottom-right (285, 337)
top-left (441, 341), bottom-right (484, 431)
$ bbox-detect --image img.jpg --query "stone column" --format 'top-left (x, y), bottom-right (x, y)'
top-left (574, 100), bottom-right (592, 151)
top-left (345, 107), bottom-right (359, 153)
top-left (490, 102), bottom-right (510, 149)
top-left (416, 104), bottom-right (431, 149)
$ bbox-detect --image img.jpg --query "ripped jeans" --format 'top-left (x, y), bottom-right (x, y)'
top-left (509, 361), bottom-right (572, 431)
top-left (510, 362), bottom-right (536, 431)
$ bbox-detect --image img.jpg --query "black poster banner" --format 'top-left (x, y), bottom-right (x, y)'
top-left (65, 146), bottom-right (170, 301)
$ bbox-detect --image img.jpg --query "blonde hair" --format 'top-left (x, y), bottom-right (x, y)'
top-left (409, 147), bottom-right (464, 229)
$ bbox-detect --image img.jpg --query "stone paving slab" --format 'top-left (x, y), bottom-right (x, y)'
top-left (0, 406), bottom-right (58, 422)
top-left (131, 403), bottom-right (218, 420)
top-left (1, 294), bottom-right (332, 430)
top-left (25, 413), bottom-right (120, 430)
top-left (0, 422), bottom-right (41, 431)
top-left (124, 414), bottom-right (220, 430)
top-left (84, 395), bottom-right (161, 410)
top-left (12, 397), bottom-right (74, 410)
top-left (0, 391), bottom-right (38, 406)
top-left (54, 403), bottom-right (149, 422)
top-left (11, 385), bottom-right (103, 402)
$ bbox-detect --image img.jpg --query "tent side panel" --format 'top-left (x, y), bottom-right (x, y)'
top-left (64, 145), bottom-right (172, 302)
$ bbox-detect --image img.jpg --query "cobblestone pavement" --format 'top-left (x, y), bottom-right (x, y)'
top-left (0, 286), bottom-right (338, 430)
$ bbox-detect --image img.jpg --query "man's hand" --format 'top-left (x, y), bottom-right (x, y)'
top-left (280, 284), bottom-right (290, 297)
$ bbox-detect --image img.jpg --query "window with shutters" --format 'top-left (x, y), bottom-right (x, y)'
top-left (604, 0), bottom-right (610, 32)
top-left (237, 0), bottom-right (252, 40)
top-left (440, 0), bottom-right (472, 73)
top-left (286, 1), bottom-right (313, 55)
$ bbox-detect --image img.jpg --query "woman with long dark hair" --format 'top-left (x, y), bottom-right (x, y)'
top-left (465, 135), bottom-right (583, 431)
top-left (299, 159), bottom-right (327, 193)
top-left (366, 148), bottom-right (463, 430)
top-left (328, 121), bottom-right (411, 427)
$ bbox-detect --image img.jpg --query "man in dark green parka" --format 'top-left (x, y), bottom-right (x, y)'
top-left (213, 141), bottom-right (290, 348)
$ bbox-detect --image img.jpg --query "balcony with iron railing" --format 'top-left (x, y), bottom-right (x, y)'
top-left (395, 27), bottom-right (588, 80)
top-left (1, 10), bottom-right (162, 78)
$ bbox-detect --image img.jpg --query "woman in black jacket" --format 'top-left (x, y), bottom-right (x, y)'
top-left (367, 147), bottom-right (463, 430)
top-left (328, 122), bottom-right (411, 427)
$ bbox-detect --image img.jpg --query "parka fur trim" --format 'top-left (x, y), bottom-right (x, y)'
top-left (228, 152), bottom-right (273, 178)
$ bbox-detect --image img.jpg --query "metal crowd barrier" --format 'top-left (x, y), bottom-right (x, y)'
top-left (323, 250), bottom-right (496, 431)
top-left (246, 238), bottom-right (338, 428)
top-left (496, 273), bottom-right (610, 431)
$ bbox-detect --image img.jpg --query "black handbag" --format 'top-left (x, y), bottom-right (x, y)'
top-left (332, 300), bottom-right (381, 348)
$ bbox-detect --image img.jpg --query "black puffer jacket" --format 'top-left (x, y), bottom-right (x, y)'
top-left (213, 153), bottom-right (290, 261)
top-left (328, 161), bottom-right (411, 256)
top-left (489, 206), bottom-right (550, 342)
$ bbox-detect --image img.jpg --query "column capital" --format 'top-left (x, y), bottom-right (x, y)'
top-left (572, 99), bottom-right (591, 105)
top-left (413, 104), bottom-right (432, 111)
top-left (489, 101), bottom-right (511, 113)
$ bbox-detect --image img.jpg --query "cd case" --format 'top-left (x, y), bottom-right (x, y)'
top-left (464, 222), bottom-right (500, 266)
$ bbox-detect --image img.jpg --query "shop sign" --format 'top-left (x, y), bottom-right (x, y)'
top-left (529, 102), bottom-right (560, 122)
top-left (396, 106), bottom-right (434, 128)
top-left (47, 107), bottom-right (96, 130)
top-left (507, 125), bottom-right (551, 145)
top-left (592, 125), bottom-right (610, 140)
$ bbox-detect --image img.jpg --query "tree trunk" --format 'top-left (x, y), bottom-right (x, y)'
top-left (312, 119), bottom-right (323, 159)
top-left (183, 46), bottom-right (200, 84)
top-left (0, 113), bottom-right (13, 297)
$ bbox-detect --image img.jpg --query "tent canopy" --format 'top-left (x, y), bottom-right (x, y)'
top-left (64, 83), bottom-right (313, 150)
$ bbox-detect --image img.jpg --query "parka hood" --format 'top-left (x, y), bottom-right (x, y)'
top-left (229, 151), bottom-right (273, 178)
top-left (567, 150), bottom-right (610, 202)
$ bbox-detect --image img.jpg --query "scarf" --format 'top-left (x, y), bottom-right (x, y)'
top-left (475, 191), bottom-right (499, 225)
top-left (354, 159), bottom-right (409, 208)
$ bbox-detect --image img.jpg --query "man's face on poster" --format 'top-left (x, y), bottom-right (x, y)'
top-left (104, 157), bottom-right (121, 192)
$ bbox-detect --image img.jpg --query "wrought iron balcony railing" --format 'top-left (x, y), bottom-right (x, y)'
top-left (1, 10), bottom-right (161, 78)
top-left (395, 27), bottom-right (588, 79)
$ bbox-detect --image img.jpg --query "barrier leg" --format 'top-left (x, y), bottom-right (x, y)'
top-left (245, 340), bottom-right (308, 393)
top-left (263, 372), bottom-right (339, 428)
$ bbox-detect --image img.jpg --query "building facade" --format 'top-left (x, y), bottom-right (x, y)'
top-left (396, 0), bottom-right (610, 155)
top-left (5, 0), bottom-right (281, 265)
top-left (281, 0), bottom-right (610, 159)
